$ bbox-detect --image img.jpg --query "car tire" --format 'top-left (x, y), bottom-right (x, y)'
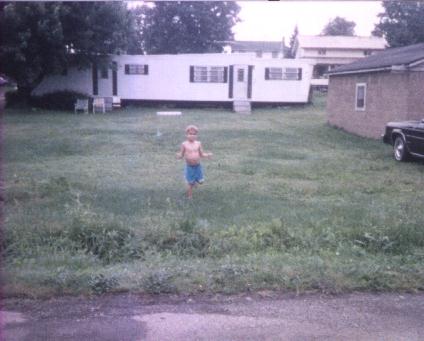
top-left (393, 136), bottom-right (410, 162)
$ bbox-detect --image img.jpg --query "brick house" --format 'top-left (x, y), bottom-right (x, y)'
top-left (326, 43), bottom-right (424, 139)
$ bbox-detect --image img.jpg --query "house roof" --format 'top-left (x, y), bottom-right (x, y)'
top-left (296, 35), bottom-right (387, 50)
top-left (328, 43), bottom-right (424, 75)
top-left (218, 40), bottom-right (285, 52)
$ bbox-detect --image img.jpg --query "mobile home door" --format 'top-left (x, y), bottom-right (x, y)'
top-left (232, 65), bottom-right (249, 100)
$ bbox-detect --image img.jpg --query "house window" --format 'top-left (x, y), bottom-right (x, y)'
top-left (271, 51), bottom-right (279, 58)
top-left (256, 51), bottom-right (263, 58)
top-left (125, 64), bottom-right (149, 75)
top-left (363, 50), bottom-right (372, 56)
top-left (100, 65), bottom-right (108, 79)
top-left (265, 67), bottom-right (302, 80)
top-left (237, 69), bottom-right (244, 82)
top-left (355, 83), bottom-right (366, 110)
top-left (318, 49), bottom-right (326, 55)
top-left (191, 66), bottom-right (226, 83)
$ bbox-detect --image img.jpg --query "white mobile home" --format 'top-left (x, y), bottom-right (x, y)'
top-left (32, 53), bottom-right (313, 108)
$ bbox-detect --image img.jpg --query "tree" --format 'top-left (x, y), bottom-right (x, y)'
top-left (287, 25), bottom-right (299, 58)
top-left (322, 17), bottom-right (356, 36)
top-left (0, 2), bottom-right (139, 98)
top-left (139, 1), bottom-right (240, 54)
top-left (373, 1), bottom-right (424, 47)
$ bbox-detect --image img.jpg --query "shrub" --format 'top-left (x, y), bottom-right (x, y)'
top-left (5, 90), bottom-right (27, 107)
top-left (140, 270), bottom-right (177, 294)
top-left (67, 217), bottom-right (143, 263)
top-left (30, 90), bottom-right (90, 111)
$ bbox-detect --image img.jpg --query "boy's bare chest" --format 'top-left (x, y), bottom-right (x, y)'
top-left (184, 142), bottom-right (200, 153)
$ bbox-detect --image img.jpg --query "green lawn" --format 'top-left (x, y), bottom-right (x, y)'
top-left (3, 95), bottom-right (424, 297)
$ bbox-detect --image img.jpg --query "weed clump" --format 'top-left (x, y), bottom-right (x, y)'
top-left (67, 217), bottom-right (143, 264)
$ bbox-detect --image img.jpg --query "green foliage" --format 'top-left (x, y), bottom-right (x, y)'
top-left (287, 25), bottom-right (299, 58)
top-left (67, 216), bottom-right (143, 264)
top-left (373, 1), bottom-right (424, 47)
top-left (139, 2), bottom-right (240, 54)
top-left (0, 2), bottom-right (139, 96)
top-left (322, 16), bottom-right (356, 36)
top-left (141, 270), bottom-right (177, 294)
top-left (143, 219), bottom-right (210, 257)
top-left (30, 91), bottom-right (90, 111)
top-left (88, 273), bottom-right (119, 295)
top-left (5, 89), bottom-right (28, 107)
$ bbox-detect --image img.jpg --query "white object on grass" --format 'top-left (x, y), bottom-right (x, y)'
top-left (156, 111), bottom-right (182, 137)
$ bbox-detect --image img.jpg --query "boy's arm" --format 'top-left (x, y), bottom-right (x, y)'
top-left (199, 142), bottom-right (213, 158)
top-left (176, 143), bottom-right (185, 159)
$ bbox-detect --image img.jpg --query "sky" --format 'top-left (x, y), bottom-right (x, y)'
top-left (127, 1), bottom-right (384, 42)
top-left (233, 1), bottom-right (384, 41)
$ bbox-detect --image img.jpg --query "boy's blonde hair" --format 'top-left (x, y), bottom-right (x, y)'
top-left (185, 125), bottom-right (199, 134)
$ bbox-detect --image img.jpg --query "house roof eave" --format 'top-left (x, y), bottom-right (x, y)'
top-left (327, 66), bottom-right (393, 77)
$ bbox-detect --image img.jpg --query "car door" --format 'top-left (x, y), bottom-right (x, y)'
top-left (406, 121), bottom-right (424, 155)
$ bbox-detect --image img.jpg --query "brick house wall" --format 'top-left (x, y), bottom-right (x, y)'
top-left (326, 71), bottom-right (416, 139)
top-left (407, 71), bottom-right (424, 121)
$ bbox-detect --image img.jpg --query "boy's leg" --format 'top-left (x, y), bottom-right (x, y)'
top-left (187, 183), bottom-right (194, 199)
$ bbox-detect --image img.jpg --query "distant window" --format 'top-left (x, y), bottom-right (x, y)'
top-left (265, 67), bottom-right (302, 80)
top-left (237, 69), bottom-right (244, 82)
top-left (355, 83), bottom-right (366, 110)
top-left (192, 66), bottom-right (226, 83)
top-left (100, 65), bottom-right (108, 79)
top-left (363, 50), bottom-right (372, 56)
top-left (125, 64), bottom-right (148, 75)
top-left (272, 51), bottom-right (279, 58)
top-left (256, 51), bottom-right (263, 58)
top-left (318, 49), bottom-right (326, 55)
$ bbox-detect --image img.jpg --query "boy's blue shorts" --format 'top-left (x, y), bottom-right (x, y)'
top-left (185, 164), bottom-right (204, 185)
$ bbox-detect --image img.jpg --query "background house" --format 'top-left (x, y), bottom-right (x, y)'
top-left (292, 35), bottom-right (387, 89)
top-left (218, 40), bottom-right (288, 59)
top-left (326, 43), bottom-right (424, 139)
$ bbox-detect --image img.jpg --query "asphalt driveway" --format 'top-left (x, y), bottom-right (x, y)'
top-left (2, 292), bottom-right (424, 340)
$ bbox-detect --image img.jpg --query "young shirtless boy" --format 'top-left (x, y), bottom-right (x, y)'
top-left (176, 125), bottom-right (212, 199)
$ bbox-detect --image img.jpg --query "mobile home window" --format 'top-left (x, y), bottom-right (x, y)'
top-left (237, 69), bottom-right (244, 82)
top-left (125, 64), bottom-right (149, 75)
top-left (191, 66), bottom-right (226, 83)
top-left (265, 67), bottom-right (302, 80)
top-left (318, 49), bottom-right (326, 55)
top-left (355, 83), bottom-right (366, 110)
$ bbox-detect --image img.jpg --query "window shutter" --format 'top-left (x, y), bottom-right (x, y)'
top-left (92, 63), bottom-right (98, 95)
top-left (247, 65), bottom-right (253, 99)
top-left (189, 66), bottom-right (194, 82)
top-left (265, 68), bottom-right (270, 80)
top-left (228, 65), bottom-right (233, 98)
top-left (125, 65), bottom-right (129, 74)
top-left (298, 68), bottom-right (302, 80)
top-left (223, 67), bottom-right (228, 83)
top-left (144, 65), bottom-right (149, 75)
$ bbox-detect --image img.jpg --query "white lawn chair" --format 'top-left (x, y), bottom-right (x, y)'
top-left (93, 97), bottom-right (105, 114)
top-left (112, 96), bottom-right (121, 109)
top-left (74, 98), bottom-right (89, 114)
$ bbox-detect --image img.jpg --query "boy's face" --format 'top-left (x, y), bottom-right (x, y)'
top-left (186, 129), bottom-right (197, 141)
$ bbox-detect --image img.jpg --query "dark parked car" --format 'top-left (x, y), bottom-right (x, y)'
top-left (383, 119), bottom-right (424, 161)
